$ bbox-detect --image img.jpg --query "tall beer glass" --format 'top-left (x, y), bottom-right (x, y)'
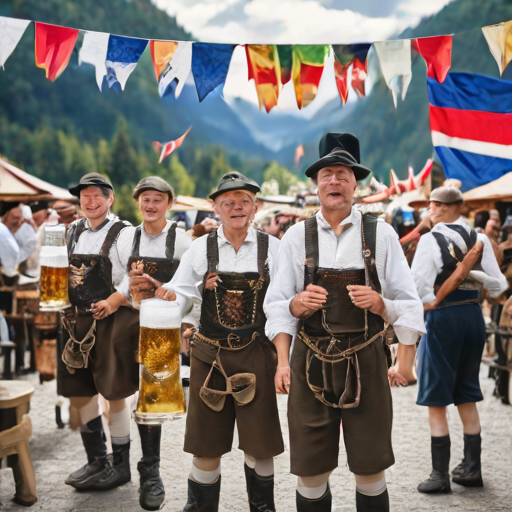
top-left (135, 298), bottom-right (186, 424)
top-left (39, 225), bottom-right (70, 311)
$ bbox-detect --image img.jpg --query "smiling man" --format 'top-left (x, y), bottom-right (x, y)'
top-left (159, 172), bottom-right (284, 512)
top-left (264, 133), bottom-right (425, 512)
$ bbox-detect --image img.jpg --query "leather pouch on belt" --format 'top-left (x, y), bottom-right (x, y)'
top-left (191, 338), bottom-right (220, 365)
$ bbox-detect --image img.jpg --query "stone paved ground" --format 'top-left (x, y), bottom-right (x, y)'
top-left (1, 365), bottom-right (512, 511)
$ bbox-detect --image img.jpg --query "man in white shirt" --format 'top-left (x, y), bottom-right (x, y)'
top-left (265, 133), bottom-right (425, 512)
top-left (411, 187), bottom-right (507, 494)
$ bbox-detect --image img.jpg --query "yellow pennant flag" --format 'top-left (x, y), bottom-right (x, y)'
top-left (482, 20), bottom-right (512, 76)
top-left (246, 45), bottom-right (281, 112)
top-left (150, 40), bottom-right (179, 80)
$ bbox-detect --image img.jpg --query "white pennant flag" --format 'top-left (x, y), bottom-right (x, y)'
top-left (374, 39), bottom-right (412, 108)
top-left (79, 31), bottom-right (109, 90)
top-left (0, 16), bottom-right (31, 69)
top-left (158, 41), bottom-right (192, 99)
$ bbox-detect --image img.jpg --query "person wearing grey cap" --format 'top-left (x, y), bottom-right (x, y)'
top-left (59, 172), bottom-right (139, 493)
top-left (158, 172), bottom-right (284, 512)
top-left (411, 186), bottom-right (508, 494)
top-left (265, 133), bottom-right (425, 512)
top-left (114, 175), bottom-right (191, 510)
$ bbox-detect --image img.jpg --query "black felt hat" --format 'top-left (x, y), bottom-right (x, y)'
top-left (0, 201), bottom-right (20, 217)
top-left (209, 172), bottom-right (260, 201)
top-left (29, 199), bottom-right (51, 214)
top-left (305, 133), bottom-right (371, 181)
top-left (69, 173), bottom-right (114, 197)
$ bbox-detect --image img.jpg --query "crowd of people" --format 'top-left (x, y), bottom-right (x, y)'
top-left (0, 132), bottom-right (511, 512)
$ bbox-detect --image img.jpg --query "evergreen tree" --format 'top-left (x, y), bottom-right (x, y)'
top-left (263, 161), bottom-right (302, 195)
top-left (167, 154), bottom-right (195, 196)
top-left (109, 118), bottom-right (139, 185)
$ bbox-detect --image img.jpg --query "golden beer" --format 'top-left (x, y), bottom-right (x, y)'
top-left (135, 299), bottom-right (186, 424)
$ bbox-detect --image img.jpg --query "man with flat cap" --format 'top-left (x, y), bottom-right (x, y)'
top-left (265, 133), bottom-right (425, 512)
top-left (59, 173), bottom-right (139, 492)
top-left (411, 186), bottom-right (507, 494)
top-left (158, 171), bottom-right (284, 512)
top-left (114, 176), bottom-right (191, 510)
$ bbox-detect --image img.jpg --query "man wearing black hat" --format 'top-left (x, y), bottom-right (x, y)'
top-left (265, 133), bottom-right (425, 512)
top-left (158, 172), bottom-right (284, 512)
top-left (59, 173), bottom-right (139, 492)
top-left (114, 176), bottom-right (191, 510)
top-left (411, 186), bottom-right (507, 494)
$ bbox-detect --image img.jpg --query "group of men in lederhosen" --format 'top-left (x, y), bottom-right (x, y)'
top-left (56, 132), bottom-right (504, 512)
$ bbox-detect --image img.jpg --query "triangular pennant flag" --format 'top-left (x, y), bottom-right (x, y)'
top-left (191, 43), bottom-right (236, 102)
top-left (152, 41), bottom-right (192, 98)
top-left (291, 45), bottom-right (329, 109)
top-left (79, 31), bottom-right (109, 90)
top-left (0, 16), bottom-right (30, 69)
top-left (482, 21), bottom-right (512, 76)
top-left (245, 45), bottom-right (281, 113)
top-left (374, 39), bottom-right (412, 108)
top-left (105, 35), bottom-right (148, 91)
top-left (413, 35), bottom-right (452, 83)
top-left (153, 127), bottom-right (191, 163)
top-left (332, 45), bottom-right (353, 105)
top-left (35, 22), bottom-right (79, 82)
top-left (295, 144), bottom-right (304, 168)
top-left (277, 45), bottom-right (293, 85)
top-left (350, 44), bottom-right (371, 98)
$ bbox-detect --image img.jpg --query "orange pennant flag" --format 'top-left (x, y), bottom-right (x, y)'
top-left (153, 127), bottom-right (192, 163)
top-left (150, 40), bottom-right (179, 80)
top-left (295, 144), bottom-right (305, 168)
top-left (35, 22), bottom-right (79, 82)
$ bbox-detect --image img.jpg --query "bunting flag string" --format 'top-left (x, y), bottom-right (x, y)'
top-left (35, 22), bottom-right (79, 82)
top-left (332, 44), bottom-right (371, 105)
top-left (245, 44), bottom-right (281, 113)
top-left (413, 35), bottom-right (452, 83)
top-left (292, 44), bottom-right (329, 109)
top-left (0, 16), bottom-right (31, 69)
top-left (482, 21), bottom-right (512, 76)
top-left (277, 45), bottom-right (293, 85)
top-left (154, 41), bottom-right (192, 98)
top-left (105, 35), bottom-right (148, 90)
top-left (153, 127), bottom-right (192, 162)
top-left (79, 31), bottom-right (109, 90)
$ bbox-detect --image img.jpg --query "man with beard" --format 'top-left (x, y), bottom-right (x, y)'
top-left (158, 172), bottom-right (284, 512)
top-left (411, 187), bottom-right (507, 494)
top-left (115, 176), bottom-right (191, 510)
top-left (265, 133), bottom-right (425, 512)
top-left (60, 173), bottom-right (139, 492)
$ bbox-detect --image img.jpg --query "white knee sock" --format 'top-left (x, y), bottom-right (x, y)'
top-left (190, 461), bottom-right (221, 484)
top-left (297, 477), bottom-right (328, 500)
top-left (109, 405), bottom-right (131, 445)
top-left (356, 476), bottom-right (387, 497)
top-left (245, 454), bottom-right (274, 477)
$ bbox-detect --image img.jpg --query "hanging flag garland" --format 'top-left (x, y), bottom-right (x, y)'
top-left (413, 35), bottom-right (452, 83)
top-left (245, 44), bottom-right (281, 113)
top-left (105, 35), bottom-right (148, 91)
top-left (35, 22), bottom-right (79, 82)
top-left (0, 16), bottom-right (31, 69)
top-left (153, 41), bottom-right (192, 99)
top-left (192, 43), bottom-right (236, 102)
top-left (153, 127), bottom-right (192, 162)
top-left (482, 21), bottom-right (512, 76)
top-left (79, 31), bottom-right (110, 90)
top-left (277, 45), bottom-right (293, 85)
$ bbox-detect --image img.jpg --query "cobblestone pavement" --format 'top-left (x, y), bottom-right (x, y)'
top-left (1, 365), bottom-right (511, 511)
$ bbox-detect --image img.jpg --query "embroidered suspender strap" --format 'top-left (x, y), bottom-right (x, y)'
top-left (206, 230), bottom-right (219, 274)
top-left (447, 224), bottom-right (477, 250)
top-left (100, 221), bottom-right (128, 256)
top-left (165, 222), bottom-right (177, 260)
top-left (130, 226), bottom-right (142, 259)
top-left (256, 231), bottom-right (269, 276)
top-left (362, 214), bottom-right (382, 294)
top-left (432, 232), bottom-right (457, 264)
top-left (304, 215), bottom-right (319, 288)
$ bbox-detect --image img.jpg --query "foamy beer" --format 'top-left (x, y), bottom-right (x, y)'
top-left (39, 225), bottom-right (70, 311)
top-left (135, 298), bottom-right (186, 424)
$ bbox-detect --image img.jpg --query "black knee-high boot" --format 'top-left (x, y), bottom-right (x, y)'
top-left (452, 433), bottom-right (483, 487)
top-left (138, 424), bottom-right (165, 510)
top-left (65, 415), bottom-right (107, 489)
top-left (86, 440), bottom-right (131, 491)
top-left (418, 435), bottom-right (451, 493)
top-left (183, 476), bottom-right (221, 512)
top-left (296, 483), bottom-right (331, 512)
top-left (356, 489), bottom-right (390, 512)
top-left (244, 463), bottom-right (275, 512)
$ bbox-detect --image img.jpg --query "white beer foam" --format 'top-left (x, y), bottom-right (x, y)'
top-left (139, 298), bottom-right (182, 329)
top-left (40, 246), bottom-right (69, 268)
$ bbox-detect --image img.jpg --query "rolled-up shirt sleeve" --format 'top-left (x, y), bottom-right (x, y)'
top-left (377, 222), bottom-right (426, 345)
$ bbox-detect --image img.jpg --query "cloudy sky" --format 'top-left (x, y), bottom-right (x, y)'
top-left (152, 0), bottom-right (454, 114)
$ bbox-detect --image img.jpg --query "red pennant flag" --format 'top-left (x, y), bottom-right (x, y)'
top-left (334, 60), bottom-right (351, 105)
top-left (295, 144), bottom-right (304, 168)
top-left (413, 36), bottom-right (452, 83)
top-left (351, 58), bottom-right (368, 98)
top-left (35, 22), bottom-right (79, 82)
top-left (153, 127), bottom-right (191, 163)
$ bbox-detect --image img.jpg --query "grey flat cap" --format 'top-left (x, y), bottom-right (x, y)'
top-left (430, 186), bottom-right (464, 204)
top-left (133, 176), bottom-right (174, 200)
top-left (69, 173), bottom-right (113, 197)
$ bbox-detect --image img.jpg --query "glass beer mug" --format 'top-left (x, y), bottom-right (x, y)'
top-left (135, 298), bottom-right (186, 424)
top-left (39, 225), bottom-right (71, 311)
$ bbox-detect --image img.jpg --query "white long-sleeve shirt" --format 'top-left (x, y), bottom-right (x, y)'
top-left (0, 223), bottom-right (20, 277)
top-left (165, 225), bottom-right (280, 324)
top-left (264, 208), bottom-right (426, 345)
top-left (411, 221), bottom-right (508, 303)
top-left (14, 222), bottom-right (37, 264)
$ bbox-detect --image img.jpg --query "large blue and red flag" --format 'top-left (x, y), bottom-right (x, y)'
top-left (428, 72), bottom-right (512, 191)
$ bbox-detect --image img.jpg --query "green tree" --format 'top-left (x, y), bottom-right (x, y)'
top-left (109, 118), bottom-right (140, 185)
top-left (263, 161), bottom-right (302, 195)
top-left (112, 183), bottom-right (140, 225)
top-left (96, 139), bottom-right (112, 176)
top-left (167, 154), bottom-right (196, 196)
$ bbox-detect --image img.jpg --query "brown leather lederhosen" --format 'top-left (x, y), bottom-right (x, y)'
top-left (57, 219), bottom-right (139, 400)
top-left (288, 214), bottom-right (395, 477)
top-left (184, 229), bottom-right (284, 459)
